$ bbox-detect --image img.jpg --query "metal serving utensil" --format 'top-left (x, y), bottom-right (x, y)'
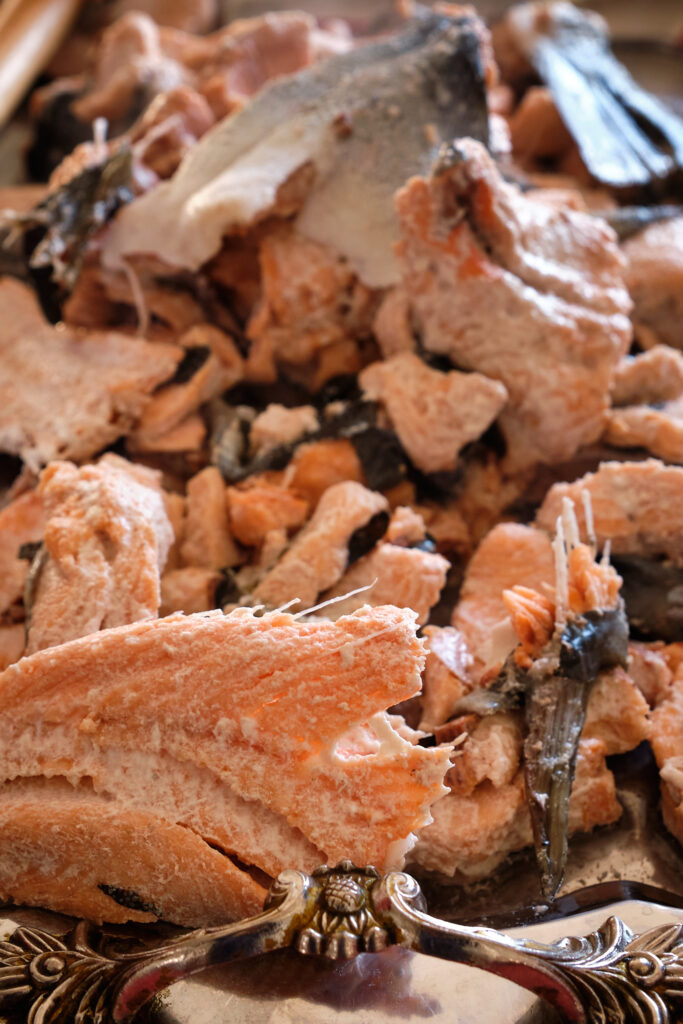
top-left (2, 863), bottom-right (683, 1024)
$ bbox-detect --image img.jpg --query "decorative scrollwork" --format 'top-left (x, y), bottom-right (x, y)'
top-left (2, 869), bottom-right (683, 1024)
top-left (548, 920), bottom-right (683, 1024)
top-left (0, 923), bottom-right (129, 1024)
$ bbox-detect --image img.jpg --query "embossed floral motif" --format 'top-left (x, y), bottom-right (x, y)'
top-left (294, 861), bottom-right (389, 959)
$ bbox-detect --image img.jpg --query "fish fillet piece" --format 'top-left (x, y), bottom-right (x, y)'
top-left (0, 278), bottom-right (181, 470)
top-left (649, 664), bottom-right (683, 847)
top-left (246, 228), bottom-right (378, 381)
top-left (130, 348), bottom-right (241, 448)
top-left (26, 456), bottom-right (173, 654)
top-left (628, 641), bottom-right (672, 707)
top-left (0, 777), bottom-right (266, 927)
top-left (448, 713), bottom-right (523, 797)
top-left (319, 543), bottom-right (449, 625)
top-left (0, 606), bottom-right (449, 871)
top-left (359, 353), bottom-right (507, 475)
top-left (411, 737), bottom-right (620, 880)
top-left (622, 217), bottom-right (683, 350)
top-left (181, 466), bottom-right (241, 569)
top-left (605, 346), bottom-right (683, 461)
top-left (508, 86), bottom-right (572, 163)
top-left (0, 489), bottom-right (44, 618)
top-left (604, 399), bottom-right (683, 463)
top-left (582, 667), bottom-right (650, 755)
top-left (289, 439), bottom-right (365, 508)
top-left (0, 624), bottom-right (24, 670)
top-left (536, 460), bottom-right (683, 566)
top-left (252, 481), bottom-right (388, 608)
top-left (227, 485), bottom-right (309, 548)
top-left (419, 626), bottom-right (474, 731)
top-left (611, 346), bottom-right (683, 407)
top-left (160, 567), bottom-right (221, 614)
top-left (394, 138), bottom-right (631, 468)
top-left (452, 523), bottom-right (555, 673)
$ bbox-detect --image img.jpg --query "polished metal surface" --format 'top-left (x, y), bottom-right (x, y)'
top-left (2, 864), bottom-right (683, 1024)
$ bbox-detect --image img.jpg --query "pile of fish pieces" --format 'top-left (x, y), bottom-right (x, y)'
top-left (0, 0), bottom-right (683, 924)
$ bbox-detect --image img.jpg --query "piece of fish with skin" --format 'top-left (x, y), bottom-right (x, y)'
top-left (359, 353), bottom-right (508, 475)
top-left (395, 138), bottom-right (631, 469)
top-left (450, 499), bottom-right (630, 897)
top-left (102, 7), bottom-right (490, 287)
top-left (517, 517), bottom-right (628, 899)
top-left (411, 736), bottom-right (620, 881)
top-left (0, 777), bottom-right (266, 928)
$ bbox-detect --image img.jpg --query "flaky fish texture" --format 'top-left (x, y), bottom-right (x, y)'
top-left (0, 605), bottom-right (450, 926)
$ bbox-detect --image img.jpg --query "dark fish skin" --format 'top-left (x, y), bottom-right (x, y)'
top-left (613, 556), bottom-right (683, 642)
top-left (507, 2), bottom-right (683, 192)
top-left (525, 605), bottom-right (629, 899)
top-left (6, 148), bottom-right (133, 321)
top-left (211, 398), bottom-right (409, 490)
top-left (602, 204), bottom-right (683, 241)
top-left (449, 605), bottom-right (629, 899)
top-left (103, 6), bottom-right (490, 285)
top-left (346, 510), bottom-right (391, 567)
top-left (524, 672), bottom-right (586, 901)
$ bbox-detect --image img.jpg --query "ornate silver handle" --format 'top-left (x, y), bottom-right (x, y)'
top-left (2, 863), bottom-right (683, 1024)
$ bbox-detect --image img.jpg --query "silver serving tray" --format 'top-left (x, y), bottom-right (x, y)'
top-left (1, 3), bottom-right (682, 1022)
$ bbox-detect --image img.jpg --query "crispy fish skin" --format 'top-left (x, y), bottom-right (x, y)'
top-left (394, 138), bottom-right (631, 469)
top-left (0, 277), bottom-right (181, 470)
top-left (26, 456), bottom-right (174, 654)
top-left (0, 606), bottom-right (449, 879)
